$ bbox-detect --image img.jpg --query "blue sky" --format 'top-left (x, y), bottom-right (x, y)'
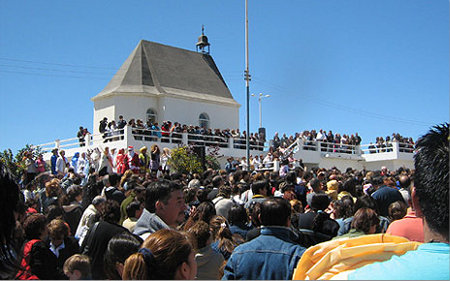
top-left (0, 0), bottom-right (448, 154)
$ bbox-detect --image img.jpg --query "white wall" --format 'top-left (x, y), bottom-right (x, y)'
top-left (113, 95), bottom-right (159, 123)
top-left (93, 99), bottom-right (115, 134)
top-left (94, 94), bottom-right (239, 133)
top-left (162, 96), bottom-right (239, 129)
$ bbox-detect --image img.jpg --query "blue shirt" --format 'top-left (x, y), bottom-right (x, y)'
top-left (51, 154), bottom-right (58, 175)
top-left (349, 243), bottom-right (450, 280)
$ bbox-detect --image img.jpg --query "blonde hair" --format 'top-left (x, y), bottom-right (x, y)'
top-left (120, 170), bottom-right (134, 188)
top-left (163, 147), bottom-right (171, 155)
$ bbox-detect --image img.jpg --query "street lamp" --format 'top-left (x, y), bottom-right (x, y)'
top-left (251, 93), bottom-right (270, 128)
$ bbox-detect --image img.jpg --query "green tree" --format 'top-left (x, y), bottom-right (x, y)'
top-left (0, 144), bottom-right (42, 180)
top-left (168, 146), bottom-right (203, 175)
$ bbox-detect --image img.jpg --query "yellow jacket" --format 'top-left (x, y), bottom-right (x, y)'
top-left (292, 234), bottom-right (421, 280)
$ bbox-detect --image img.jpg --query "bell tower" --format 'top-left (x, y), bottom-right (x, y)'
top-left (196, 25), bottom-right (210, 54)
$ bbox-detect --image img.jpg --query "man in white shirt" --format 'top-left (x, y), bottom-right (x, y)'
top-left (55, 150), bottom-right (68, 177)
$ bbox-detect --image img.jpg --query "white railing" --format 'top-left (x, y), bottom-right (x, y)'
top-left (360, 141), bottom-right (414, 154)
top-left (282, 138), bottom-right (361, 156)
top-left (34, 126), bottom-right (267, 153)
top-left (278, 137), bottom-right (414, 158)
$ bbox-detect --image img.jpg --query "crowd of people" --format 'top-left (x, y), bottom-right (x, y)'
top-left (271, 130), bottom-right (363, 151)
top-left (93, 116), bottom-right (266, 150)
top-left (367, 133), bottom-right (415, 153)
top-left (1, 123), bottom-right (448, 280)
top-left (270, 130), bottom-right (416, 156)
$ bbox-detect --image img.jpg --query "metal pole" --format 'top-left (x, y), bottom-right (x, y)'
top-left (245, 0), bottom-right (250, 169)
top-left (259, 95), bottom-right (262, 128)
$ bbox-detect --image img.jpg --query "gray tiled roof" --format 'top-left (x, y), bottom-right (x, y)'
top-left (92, 40), bottom-right (237, 104)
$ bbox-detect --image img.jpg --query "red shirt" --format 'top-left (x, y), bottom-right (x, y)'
top-left (386, 209), bottom-right (424, 242)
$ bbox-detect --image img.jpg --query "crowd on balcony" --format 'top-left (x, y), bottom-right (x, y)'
top-left (367, 133), bottom-right (415, 153)
top-left (270, 129), bottom-right (363, 155)
top-left (3, 124), bottom-right (448, 280)
top-left (269, 130), bottom-right (416, 156)
top-left (93, 116), bottom-right (265, 150)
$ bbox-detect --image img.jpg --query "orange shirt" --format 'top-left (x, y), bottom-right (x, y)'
top-left (386, 209), bottom-right (424, 242)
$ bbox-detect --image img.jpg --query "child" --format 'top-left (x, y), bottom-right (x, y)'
top-left (63, 254), bottom-right (92, 280)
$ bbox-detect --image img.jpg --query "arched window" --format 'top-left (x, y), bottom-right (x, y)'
top-left (199, 113), bottom-right (210, 129)
top-left (146, 108), bottom-right (157, 123)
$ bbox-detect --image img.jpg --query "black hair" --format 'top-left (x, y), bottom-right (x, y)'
top-left (310, 193), bottom-right (331, 211)
top-left (126, 200), bottom-right (142, 219)
top-left (144, 179), bottom-right (182, 212)
top-left (309, 178), bottom-right (321, 191)
top-left (332, 195), bottom-right (354, 220)
top-left (228, 204), bottom-right (249, 226)
top-left (104, 232), bottom-right (142, 280)
top-left (312, 211), bottom-right (339, 237)
top-left (108, 173), bottom-right (121, 187)
top-left (260, 198), bottom-right (291, 226)
top-left (101, 200), bottom-right (121, 224)
top-left (414, 123), bottom-right (449, 240)
top-left (354, 194), bottom-right (378, 214)
top-left (251, 180), bottom-right (268, 195)
top-left (46, 205), bottom-right (65, 223)
top-left (196, 188), bottom-right (209, 203)
top-left (0, 162), bottom-right (20, 279)
top-left (212, 175), bottom-right (223, 188)
top-left (285, 171), bottom-right (297, 185)
top-left (340, 179), bottom-right (356, 196)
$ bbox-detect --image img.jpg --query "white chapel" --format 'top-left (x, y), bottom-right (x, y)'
top-left (91, 34), bottom-right (240, 134)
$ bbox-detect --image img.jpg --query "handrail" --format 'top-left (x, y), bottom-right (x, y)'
top-left (35, 127), bottom-right (267, 153)
top-left (360, 141), bottom-right (414, 154)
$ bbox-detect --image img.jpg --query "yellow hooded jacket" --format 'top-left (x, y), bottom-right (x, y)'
top-left (292, 234), bottom-right (421, 280)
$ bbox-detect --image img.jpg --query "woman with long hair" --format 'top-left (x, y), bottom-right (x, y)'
top-left (209, 216), bottom-right (238, 260)
top-left (122, 229), bottom-right (197, 280)
top-left (149, 144), bottom-right (161, 176)
top-left (183, 201), bottom-right (216, 231)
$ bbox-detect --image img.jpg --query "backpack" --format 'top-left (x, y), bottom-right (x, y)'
top-left (16, 239), bottom-right (40, 280)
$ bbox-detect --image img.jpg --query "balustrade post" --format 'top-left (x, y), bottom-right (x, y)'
top-left (182, 132), bottom-right (188, 146)
top-left (55, 139), bottom-right (60, 151)
top-left (273, 159), bottom-right (280, 172)
top-left (392, 141), bottom-right (400, 158)
top-left (85, 133), bottom-right (91, 147)
top-left (124, 125), bottom-right (131, 147)
top-left (356, 145), bottom-right (362, 155)
top-left (228, 137), bottom-right (233, 149)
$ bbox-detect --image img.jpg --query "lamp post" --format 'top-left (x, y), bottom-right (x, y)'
top-left (244, 0), bottom-right (251, 169)
top-left (251, 93), bottom-right (270, 128)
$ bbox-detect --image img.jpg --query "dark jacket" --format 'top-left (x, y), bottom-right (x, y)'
top-left (63, 203), bottom-right (83, 235)
top-left (47, 236), bottom-right (80, 270)
top-left (81, 221), bottom-right (128, 280)
top-left (17, 239), bottom-right (64, 280)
